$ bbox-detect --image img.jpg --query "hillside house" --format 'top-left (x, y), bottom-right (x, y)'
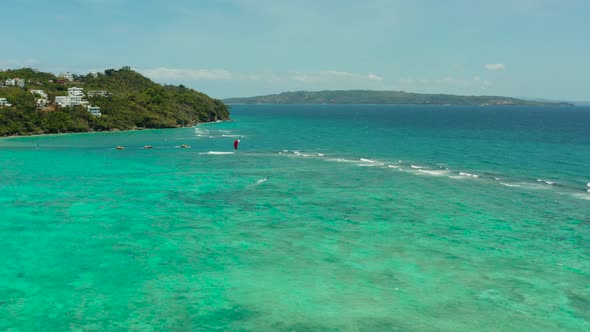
top-left (0, 97), bottom-right (12, 107)
top-left (87, 105), bottom-right (102, 117)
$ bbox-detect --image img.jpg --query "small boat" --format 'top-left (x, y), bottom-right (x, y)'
top-left (180, 144), bottom-right (190, 148)
top-left (144, 145), bottom-right (153, 149)
top-left (116, 146), bottom-right (125, 150)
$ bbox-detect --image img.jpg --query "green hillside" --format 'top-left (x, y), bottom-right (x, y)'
top-left (224, 90), bottom-right (574, 107)
top-left (0, 67), bottom-right (229, 136)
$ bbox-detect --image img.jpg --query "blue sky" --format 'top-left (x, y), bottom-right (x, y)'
top-left (2, 0), bottom-right (589, 100)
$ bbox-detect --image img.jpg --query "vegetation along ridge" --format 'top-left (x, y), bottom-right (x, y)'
top-left (0, 67), bottom-right (229, 136)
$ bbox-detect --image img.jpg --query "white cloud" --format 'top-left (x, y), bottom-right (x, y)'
top-left (290, 70), bottom-right (383, 83)
top-left (139, 68), bottom-right (254, 81)
top-left (0, 58), bottom-right (40, 68)
top-left (139, 67), bottom-right (383, 83)
top-left (392, 75), bottom-right (495, 94)
top-left (484, 63), bottom-right (505, 71)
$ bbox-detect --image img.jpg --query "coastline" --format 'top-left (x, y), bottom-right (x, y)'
top-left (0, 119), bottom-right (231, 140)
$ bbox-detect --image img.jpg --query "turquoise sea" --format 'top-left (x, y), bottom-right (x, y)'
top-left (1, 104), bottom-right (589, 331)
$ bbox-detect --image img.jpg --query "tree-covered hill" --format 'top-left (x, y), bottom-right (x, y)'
top-left (0, 67), bottom-right (229, 136)
top-left (224, 90), bottom-right (574, 107)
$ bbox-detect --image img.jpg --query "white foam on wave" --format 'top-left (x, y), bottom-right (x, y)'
top-left (317, 153), bottom-right (325, 157)
top-left (536, 178), bottom-right (555, 185)
top-left (587, 182), bottom-right (590, 187)
top-left (360, 158), bottom-right (376, 163)
top-left (328, 158), bottom-right (357, 163)
top-left (221, 134), bottom-right (242, 138)
top-left (291, 151), bottom-right (314, 157)
top-left (200, 151), bottom-right (235, 155)
top-left (572, 193), bottom-right (590, 200)
top-left (459, 172), bottom-right (479, 178)
top-left (256, 178), bottom-right (268, 184)
top-left (194, 128), bottom-right (210, 137)
top-left (418, 169), bottom-right (449, 176)
top-left (410, 165), bottom-right (424, 169)
top-left (499, 181), bottom-right (549, 190)
top-left (388, 165), bottom-right (401, 169)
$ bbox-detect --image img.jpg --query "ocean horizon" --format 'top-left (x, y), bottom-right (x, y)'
top-left (1, 104), bottom-right (589, 331)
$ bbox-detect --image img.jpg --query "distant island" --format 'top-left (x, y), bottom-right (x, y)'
top-left (224, 90), bottom-right (574, 107)
top-left (0, 67), bottom-right (229, 136)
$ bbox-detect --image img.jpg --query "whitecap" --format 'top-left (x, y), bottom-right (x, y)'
top-left (499, 182), bottom-right (549, 190)
top-left (410, 165), bottom-right (423, 169)
top-left (418, 169), bottom-right (449, 176)
top-left (256, 178), bottom-right (268, 184)
top-left (360, 158), bottom-right (376, 163)
top-left (499, 182), bottom-right (520, 187)
top-left (459, 172), bottom-right (479, 178)
top-left (572, 193), bottom-right (590, 200)
top-left (317, 153), bottom-right (325, 157)
top-left (536, 178), bottom-right (555, 185)
top-left (200, 151), bottom-right (235, 155)
top-left (329, 158), bottom-right (357, 163)
top-left (448, 175), bottom-right (468, 179)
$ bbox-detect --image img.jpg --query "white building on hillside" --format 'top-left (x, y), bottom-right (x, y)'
top-left (87, 90), bottom-right (108, 97)
top-left (0, 97), bottom-right (12, 107)
top-left (30, 89), bottom-right (48, 98)
top-left (68, 87), bottom-right (84, 96)
top-left (55, 87), bottom-right (89, 107)
top-left (55, 96), bottom-right (88, 107)
top-left (63, 72), bottom-right (74, 82)
top-left (87, 105), bottom-right (102, 117)
top-left (70, 95), bottom-right (88, 106)
top-left (36, 99), bottom-right (48, 108)
top-left (55, 96), bottom-right (70, 107)
top-left (5, 78), bottom-right (25, 88)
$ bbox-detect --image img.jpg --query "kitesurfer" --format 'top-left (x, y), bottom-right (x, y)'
top-left (234, 140), bottom-right (240, 150)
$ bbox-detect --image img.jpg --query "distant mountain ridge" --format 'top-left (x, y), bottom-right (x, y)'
top-left (224, 90), bottom-right (574, 107)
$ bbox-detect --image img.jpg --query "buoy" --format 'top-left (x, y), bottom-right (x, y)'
top-left (234, 140), bottom-right (240, 150)
top-left (116, 146), bottom-right (125, 150)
